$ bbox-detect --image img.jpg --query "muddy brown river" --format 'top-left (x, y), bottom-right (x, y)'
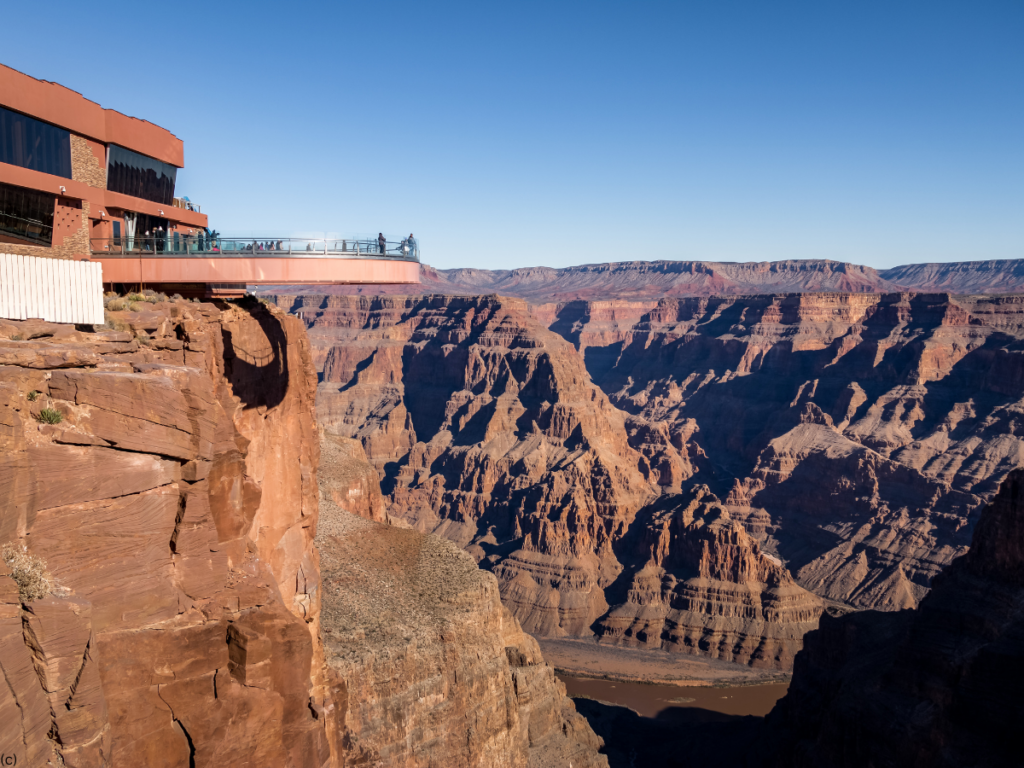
top-left (558, 675), bottom-right (789, 718)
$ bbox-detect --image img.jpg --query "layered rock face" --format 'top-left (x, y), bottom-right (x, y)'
top-left (0, 302), bottom-right (610, 768)
top-left (879, 258), bottom-right (1024, 294)
top-left (268, 258), bottom-right (905, 301)
top-left (762, 468), bottom-right (1024, 767)
top-left (316, 430), bottom-right (608, 767)
top-left (0, 301), bottom-right (329, 767)
top-left (554, 292), bottom-right (1024, 611)
top-left (319, 432), bottom-right (390, 524)
top-left (264, 257), bottom-right (1024, 302)
top-left (272, 291), bottom-right (1024, 664)
top-left (312, 295), bottom-right (653, 639)
top-left (277, 294), bottom-right (829, 668)
top-left (594, 486), bottom-right (822, 668)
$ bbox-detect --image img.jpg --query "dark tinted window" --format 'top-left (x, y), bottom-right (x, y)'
top-left (0, 105), bottom-right (72, 178)
top-left (106, 144), bottom-right (177, 205)
top-left (0, 181), bottom-right (54, 246)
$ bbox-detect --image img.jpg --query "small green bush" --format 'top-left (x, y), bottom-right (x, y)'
top-left (140, 290), bottom-right (168, 303)
top-left (37, 408), bottom-right (63, 425)
top-left (27, 390), bottom-right (39, 402)
top-left (126, 292), bottom-right (146, 302)
top-left (2, 543), bottom-right (53, 602)
top-left (105, 297), bottom-right (129, 311)
top-left (171, 293), bottom-right (184, 301)
top-left (10, 334), bottom-right (24, 341)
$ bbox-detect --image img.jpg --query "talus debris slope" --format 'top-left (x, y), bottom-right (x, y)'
top-left (316, 427), bottom-right (608, 767)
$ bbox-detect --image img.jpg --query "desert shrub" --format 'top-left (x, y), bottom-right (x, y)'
top-left (170, 293), bottom-right (183, 301)
top-left (126, 292), bottom-right (146, 302)
top-left (105, 297), bottom-right (128, 311)
top-left (103, 313), bottom-right (130, 332)
top-left (37, 408), bottom-right (63, 424)
top-left (10, 333), bottom-right (24, 341)
top-left (1, 543), bottom-right (53, 602)
top-left (27, 390), bottom-right (39, 402)
top-left (127, 301), bottom-right (148, 312)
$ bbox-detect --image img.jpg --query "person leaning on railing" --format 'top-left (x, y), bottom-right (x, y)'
top-left (404, 233), bottom-right (418, 259)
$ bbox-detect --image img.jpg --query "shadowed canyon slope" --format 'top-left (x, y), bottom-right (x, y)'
top-left (0, 303), bottom-right (606, 768)
top-left (762, 468), bottom-right (1024, 768)
top-left (262, 257), bottom-right (1024, 301)
top-left (272, 290), bottom-right (1024, 670)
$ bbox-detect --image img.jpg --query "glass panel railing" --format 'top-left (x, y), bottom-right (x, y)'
top-left (89, 237), bottom-right (420, 261)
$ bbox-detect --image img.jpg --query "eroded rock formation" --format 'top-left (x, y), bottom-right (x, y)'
top-left (316, 430), bottom-right (608, 767)
top-left (268, 290), bottom-right (1024, 675)
top-left (283, 294), bottom-right (831, 668)
top-left (554, 292), bottom-right (1023, 611)
top-left (0, 300), bottom-right (327, 767)
top-left (762, 468), bottom-right (1024, 767)
top-left (594, 486), bottom-right (822, 668)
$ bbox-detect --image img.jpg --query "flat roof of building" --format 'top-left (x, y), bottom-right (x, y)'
top-left (0, 63), bottom-right (185, 167)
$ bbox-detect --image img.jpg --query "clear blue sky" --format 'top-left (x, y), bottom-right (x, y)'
top-left (4, 0), bottom-right (1022, 270)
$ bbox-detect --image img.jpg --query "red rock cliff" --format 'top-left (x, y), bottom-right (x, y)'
top-left (0, 301), bottom-right (328, 768)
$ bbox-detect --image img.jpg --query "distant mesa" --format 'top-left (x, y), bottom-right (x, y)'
top-left (257, 257), bottom-right (1024, 301)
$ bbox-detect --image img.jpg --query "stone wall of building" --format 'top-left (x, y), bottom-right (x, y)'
top-left (71, 134), bottom-right (107, 189)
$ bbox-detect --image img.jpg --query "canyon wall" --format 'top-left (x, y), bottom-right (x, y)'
top-left (280, 294), bottom-right (831, 668)
top-left (0, 300), bottom-right (328, 768)
top-left (762, 467), bottom-right (1024, 767)
top-left (548, 292), bottom-right (1024, 612)
top-left (272, 290), bottom-right (1024, 670)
